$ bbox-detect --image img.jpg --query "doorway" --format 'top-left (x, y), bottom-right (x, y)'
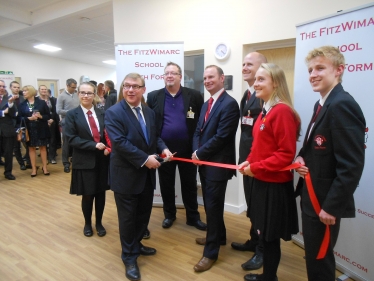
top-left (37, 79), bottom-right (59, 97)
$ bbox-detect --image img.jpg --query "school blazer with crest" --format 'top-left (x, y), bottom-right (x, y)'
top-left (297, 83), bottom-right (365, 219)
top-left (64, 106), bottom-right (108, 170)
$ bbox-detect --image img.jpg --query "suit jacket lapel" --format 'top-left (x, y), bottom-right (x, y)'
top-left (76, 107), bottom-right (93, 139)
top-left (202, 91), bottom-right (226, 130)
top-left (181, 87), bottom-right (191, 114)
top-left (157, 89), bottom-right (166, 117)
top-left (122, 100), bottom-right (148, 144)
top-left (305, 85), bottom-right (340, 145)
top-left (94, 107), bottom-right (105, 139)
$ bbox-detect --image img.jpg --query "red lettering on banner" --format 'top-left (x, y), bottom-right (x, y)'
top-left (134, 62), bottom-right (164, 68)
top-left (118, 50), bottom-right (132, 55)
top-left (338, 43), bottom-right (362, 52)
top-left (142, 75), bottom-right (149, 80)
top-left (150, 74), bottom-right (164, 80)
top-left (134, 49), bottom-right (181, 55)
top-left (334, 251), bottom-right (368, 273)
top-left (345, 63), bottom-right (373, 72)
top-left (357, 208), bottom-right (374, 219)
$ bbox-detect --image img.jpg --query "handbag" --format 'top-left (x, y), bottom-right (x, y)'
top-left (16, 118), bottom-right (29, 142)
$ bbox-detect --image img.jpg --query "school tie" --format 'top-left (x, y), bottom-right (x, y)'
top-left (134, 107), bottom-right (149, 144)
top-left (311, 104), bottom-right (322, 123)
top-left (262, 108), bottom-right (267, 117)
top-left (246, 90), bottom-right (251, 103)
top-left (204, 97), bottom-right (214, 122)
top-left (86, 110), bottom-right (100, 142)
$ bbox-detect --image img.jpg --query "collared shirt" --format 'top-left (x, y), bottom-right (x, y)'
top-left (80, 105), bottom-right (100, 135)
top-left (208, 88), bottom-right (225, 112)
top-left (248, 84), bottom-right (255, 95)
top-left (126, 101), bottom-right (146, 124)
top-left (263, 96), bottom-right (280, 114)
top-left (307, 88), bottom-right (333, 139)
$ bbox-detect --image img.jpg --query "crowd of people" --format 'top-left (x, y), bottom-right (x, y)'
top-left (0, 45), bottom-right (366, 281)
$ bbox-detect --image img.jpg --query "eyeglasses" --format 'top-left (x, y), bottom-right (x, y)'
top-left (123, 84), bottom-right (144, 90)
top-left (79, 91), bottom-right (95, 96)
top-left (164, 72), bottom-right (181, 77)
top-left (0, 85), bottom-right (6, 88)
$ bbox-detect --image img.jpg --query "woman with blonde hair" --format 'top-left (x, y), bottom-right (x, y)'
top-left (239, 63), bottom-right (300, 281)
top-left (19, 85), bottom-right (51, 176)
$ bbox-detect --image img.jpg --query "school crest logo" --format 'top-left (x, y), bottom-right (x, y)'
top-left (314, 135), bottom-right (327, 149)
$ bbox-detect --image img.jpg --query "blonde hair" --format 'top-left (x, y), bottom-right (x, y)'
top-left (22, 85), bottom-right (37, 97)
top-left (305, 46), bottom-right (345, 82)
top-left (260, 63), bottom-right (301, 139)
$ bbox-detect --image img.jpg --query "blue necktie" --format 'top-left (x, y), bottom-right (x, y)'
top-left (134, 107), bottom-right (149, 144)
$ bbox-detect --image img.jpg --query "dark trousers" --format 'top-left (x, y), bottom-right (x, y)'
top-left (0, 135), bottom-right (14, 175)
top-left (302, 212), bottom-right (341, 281)
top-left (61, 122), bottom-right (72, 166)
top-left (158, 158), bottom-right (200, 222)
top-left (200, 174), bottom-right (227, 260)
top-left (48, 121), bottom-right (57, 161)
top-left (114, 173), bottom-right (154, 265)
top-left (243, 175), bottom-right (264, 254)
top-left (13, 137), bottom-right (24, 165)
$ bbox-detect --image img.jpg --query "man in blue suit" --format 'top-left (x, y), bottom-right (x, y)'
top-left (105, 73), bottom-right (172, 281)
top-left (192, 65), bottom-right (240, 272)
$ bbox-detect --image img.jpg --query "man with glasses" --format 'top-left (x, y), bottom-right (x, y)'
top-left (0, 80), bottom-right (17, 180)
top-left (56, 78), bottom-right (79, 173)
top-left (147, 62), bottom-right (206, 231)
top-left (105, 73), bottom-right (172, 281)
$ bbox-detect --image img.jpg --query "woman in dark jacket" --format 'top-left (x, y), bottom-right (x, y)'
top-left (38, 85), bottom-right (59, 164)
top-left (64, 82), bottom-right (110, 237)
top-left (19, 85), bottom-right (51, 177)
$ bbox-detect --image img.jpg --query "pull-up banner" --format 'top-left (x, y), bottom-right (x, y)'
top-left (293, 4), bottom-right (373, 281)
top-left (115, 42), bottom-right (184, 207)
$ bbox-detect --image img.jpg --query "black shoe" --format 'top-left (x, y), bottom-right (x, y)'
top-left (186, 219), bottom-right (207, 231)
top-left (231, 239), bottom-right (257, 252)
top-left (96, 224), bottom-right (106, 237)
top-left (5, 174), bottom-right (16, 180)
top-left (143, 228), bottom-right (150, 239)
top-left (20, 164), bottom-right (26, 170)
top-left (244, 273), bottom-right (278, 281)
top-left (64, 166), bottom-right (70, 173)
top-left (162, 218), bottom-right (176, 228)
top-left (125, 263), bottom-right (140, 281)
top-left (83, 225), bottom-right (93, 237)
top-left (139, 245), bottom-right (156, 256)
top-left (242, 253), bottom-right (263, 270)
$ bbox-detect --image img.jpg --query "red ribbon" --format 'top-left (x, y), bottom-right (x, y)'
top-left (170, 157), bottom-right (240, 170)
top-left (281, 163), bottom-right (329, 260)
top-left (167, 157), bottom-right (329, 259)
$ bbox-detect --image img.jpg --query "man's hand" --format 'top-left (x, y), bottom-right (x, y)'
top-left (191, 151), bottom-right (201, 166)
top-left (162, 148), bottom-right (173, 158)
top-left (95, 142), bottom-right (106, 150)
top-left (295, 156), bottom-right (309, 176)
top-left (145, 155), bottom-right (161, 169)
top-left (319, 209), bottom-right (336, 225)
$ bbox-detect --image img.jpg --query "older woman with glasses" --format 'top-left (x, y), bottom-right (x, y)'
top-left (19, 85), bottom-right (51, 177)
top-left (65, 82), bottom-right (110, 237)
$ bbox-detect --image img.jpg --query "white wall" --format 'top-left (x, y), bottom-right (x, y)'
top-left (0, 46), bottom-right (116, 90)
top-left (113, 0), bottom-right (373, 214)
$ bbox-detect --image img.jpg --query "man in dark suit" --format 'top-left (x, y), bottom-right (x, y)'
top-left (9, 81), bottom-right (28, 170)
top-left (0, 80), bottom-right (17, 180)
top-left (103, 80), bottom-right (117, 111)
top-left (295, 46), bottom-right (365, 281)
top-left (147, 62), bottom-right (206, 230)
top-left (105, 73), bottom-right (172, 281)
top-left (231, 52), bottom-right (267, 271)
top-left (192, 65), bottom-right (240, 272)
